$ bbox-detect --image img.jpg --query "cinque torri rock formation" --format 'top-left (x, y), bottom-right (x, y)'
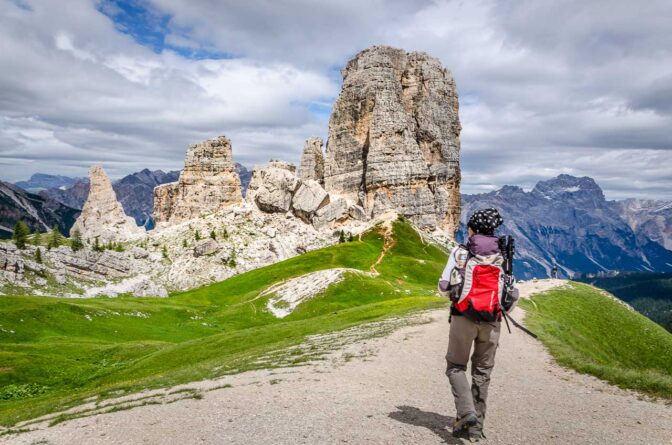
top-left (154, 136), bottom-right (242, 224)
top-left (324, 45), bottom-right (461, 234)
top-left (71, 166), bottom-right (144, 243)
top-left (1, 45), bottom-right (465, 298)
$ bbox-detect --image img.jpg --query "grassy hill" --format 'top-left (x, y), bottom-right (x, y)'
top-left (0, 220), bottom-right (449, 426)
top-left (520, 282), bottom-right (672, 399)
top-left (579, 272), bottom-right (672, 332)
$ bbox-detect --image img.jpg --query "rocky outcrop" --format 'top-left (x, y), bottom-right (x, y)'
top-left (313, 198), bottom-right (349, 229)
top-left (246, 161), bottom-right (300, 213)
top-left (298, 137), bottom-right (325, 184)
top-left (153, 136), bottom-right (242, 224)
top-left (323, 45), bottom-right (461, 235)
top-left (71, 166), bottom-right (144, 243)
top-left (292, 180), bottom-right (330, 223)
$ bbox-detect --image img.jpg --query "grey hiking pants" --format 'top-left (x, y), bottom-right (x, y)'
top-left (445, 315), bottom-right (501, 425)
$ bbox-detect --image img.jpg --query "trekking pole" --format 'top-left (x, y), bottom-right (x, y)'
top-left (501, 311), bottom-right (538, 339)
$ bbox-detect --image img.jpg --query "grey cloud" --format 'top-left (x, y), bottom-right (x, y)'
top-left (1, 0), bottom-right (671, 201)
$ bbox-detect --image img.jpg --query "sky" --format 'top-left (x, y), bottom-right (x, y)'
top-left (0, 0), bottom-right (671, 200)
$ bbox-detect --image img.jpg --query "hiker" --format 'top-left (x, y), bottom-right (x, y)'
top-left (551, 264), bottom-right (559, 279)
top-left (437, 208), bottom-right (518, 442)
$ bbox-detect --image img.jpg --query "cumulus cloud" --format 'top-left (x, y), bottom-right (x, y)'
top-left (0, 0), bottom-right (670, 200)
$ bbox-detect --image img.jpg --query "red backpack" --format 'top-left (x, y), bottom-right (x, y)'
top-left (452, 245), bottom-right (505, 322)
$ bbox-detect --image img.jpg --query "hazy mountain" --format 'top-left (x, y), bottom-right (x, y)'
top-left (616, 199), bottom-right (672, 251)
top-left (0, 180), bottom-right (79, 238)
top-left (460, 175), bottom-right (672, 279)
top-left (14, 173), bottom-right (84, 192)
top-left (235, 163), bottom-right (252, 194)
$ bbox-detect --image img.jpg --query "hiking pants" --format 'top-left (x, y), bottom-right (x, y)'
top-left (445, 315), bottom-right (501, 425)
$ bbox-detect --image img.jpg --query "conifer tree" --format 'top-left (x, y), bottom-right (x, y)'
top-left (339, 230), bottom-right (345, 243)
top-left (12, 221), bottom-right (30, 249)
top-left (70, 228), bottom-right (84, 251)
top-left (195, 230), bottom-right (201, 241)
top-left (210, 230), bottom-right (217, 240)
top-left (33, 229), bottom-right (42, 246)
top-left (48, 225), bottom-right (63, 249)
top-left (35, 247), bottom-right (43, 264)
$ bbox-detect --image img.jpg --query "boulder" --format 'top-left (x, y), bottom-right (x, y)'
top-left (313, 198), bottom-right (349, 229)
top-left (292, 180), bottom-right (330, 223)
top-left (247, 163), bottom-right (300, 213)
top-left (193, 239), bottom-right (220, 257)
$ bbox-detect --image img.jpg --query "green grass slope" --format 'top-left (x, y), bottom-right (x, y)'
top-left (520, 282), bottom-right (672, 399)
top-left (0, 220), bottom-right (449, 426)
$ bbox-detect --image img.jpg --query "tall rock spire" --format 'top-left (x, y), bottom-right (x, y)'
top-left (298, 137), bottom-right (325, 184)
top-left (153, 136), bottom-right (242, 224)
top-left (323, 45), bottom-right (461, 234)
top-left (71, 165), bottom-right (144, 242)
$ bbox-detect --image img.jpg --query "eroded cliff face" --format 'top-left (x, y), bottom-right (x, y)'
top-left (71, 166), bottom-right (144, 243)
top-left (323, 45), bottom-right (461, 234)
top-left (153, 136), bottom-right (242, 224)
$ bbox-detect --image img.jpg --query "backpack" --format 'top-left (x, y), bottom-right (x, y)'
top-left (448, 245), bottom-right (505, 322)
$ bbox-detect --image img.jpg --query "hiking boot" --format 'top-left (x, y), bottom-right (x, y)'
top-left (467, 428), bottom-right (484, 442)
top-left (452, 412), bottom-right (479, 436)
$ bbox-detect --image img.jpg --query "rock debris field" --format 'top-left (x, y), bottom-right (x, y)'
top-left (4, 280), bottom-right (671, 445)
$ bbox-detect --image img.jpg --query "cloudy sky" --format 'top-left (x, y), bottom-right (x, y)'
top-left (1, 0), bottom-right (671, 199)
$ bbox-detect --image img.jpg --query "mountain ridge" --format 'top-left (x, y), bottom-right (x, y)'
top-left (461, 174), bottom-right (672, 279)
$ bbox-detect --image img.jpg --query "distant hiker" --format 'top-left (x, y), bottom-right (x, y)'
top-left (437, 208), bottom-right (519, 441)
top-left (551, 264), bottom-right (559, 279)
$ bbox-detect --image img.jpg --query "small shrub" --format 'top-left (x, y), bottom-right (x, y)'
top-left (195, 230), bottom-right (201, 241)
top-left (210, 230), bottom-right (216, 240)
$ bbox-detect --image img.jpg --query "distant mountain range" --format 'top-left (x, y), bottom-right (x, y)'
top-left (14, 164), bottom-right (252, 229)
top-left (460, 174), bottom-right (672, 279)
top-left (0, 181), bottom-right (79, 238)
top-left (13, 173), bottom-right (85, 192)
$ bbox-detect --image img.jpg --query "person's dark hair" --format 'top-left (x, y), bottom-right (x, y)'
top-left (467, 208), bottom-right (504, 235)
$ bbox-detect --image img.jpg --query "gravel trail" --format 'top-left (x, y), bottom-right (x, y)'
top-left (4, 279), bottom-right (671, 444)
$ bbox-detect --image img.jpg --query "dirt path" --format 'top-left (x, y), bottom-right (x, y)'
top-left (4, 280), bottom-right (671, 444)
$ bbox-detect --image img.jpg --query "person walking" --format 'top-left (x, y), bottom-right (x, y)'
top-left (438, 208), bottom-right (517, 442)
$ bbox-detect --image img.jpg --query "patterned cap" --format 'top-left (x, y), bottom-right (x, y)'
top-left (468, 208), bottom-right (504, 234)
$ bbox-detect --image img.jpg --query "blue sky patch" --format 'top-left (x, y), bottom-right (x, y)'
top-left (97, 0), bottom-right (233, 60)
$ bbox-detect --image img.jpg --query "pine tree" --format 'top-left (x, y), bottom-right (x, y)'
top-left (70, 228), bottom-right (83, 251)
top-left (338, 230), bottom-right (345, 243)
top-left (182, 239), bottom-right (188, 248)
top-left (12, 221), bottom-right (30, 249)
top-left (221, 228), bottom-right (229, 239)
top-left (348, 232), bottom-right (354, 242)
top-left (33, 230), bottom-right (42, 246)
top-left (34, 247), bottom-right (43, 264)
top-left (48, 225), bottom-right (63, 249)
top-left (195, 230), bottom-right (201, 241)
top-left (93, 236), bottom-right (103, 252)
top-left (210, 230), bottom-right (217, 240)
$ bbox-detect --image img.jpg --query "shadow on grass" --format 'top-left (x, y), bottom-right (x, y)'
top-left (388, 405), bottom-right (463, 444)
